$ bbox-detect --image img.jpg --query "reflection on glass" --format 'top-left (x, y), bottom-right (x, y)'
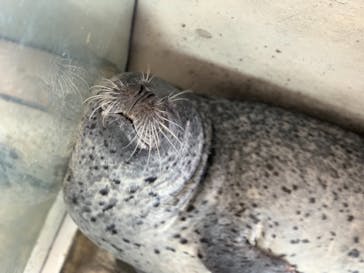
top-left (0, 0), bottom-right (133, 271)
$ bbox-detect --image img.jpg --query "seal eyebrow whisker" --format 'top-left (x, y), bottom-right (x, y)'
top-left (84, 94), bottom-right (104, 104)
top-left (140, 67), bottom-right (154, 84)
top-left (167, 90), bottom-right (192, 102)
top-left (103, 77), bottom-right (119, 89)
top-left (89, 85), bottom-right (115, 92)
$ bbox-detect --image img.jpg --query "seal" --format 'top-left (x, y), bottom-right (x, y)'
top-left (63, 72), bottom-right (364, 273)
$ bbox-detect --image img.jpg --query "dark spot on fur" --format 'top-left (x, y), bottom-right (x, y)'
top-left (200, 238), bottom-right (209, 244)
top-left (124, 195), bottom-right (134, 202)
top-left (129, 186), bottom-right (139, 194)
top-left (90, 217), bottom-right (96, 222)
top-left (145, 176), bottom-right (157, 184)
top-left (154, 249), bottom-right (160, 254)
top-left (321, 214), bottom-right (327, 220)
top-left (347, 215), bottom-right (354, 222)
top-left (309, 197), bottom-right (316, 203)
top-left (71, 195), bottom-right (78, 205)
top-left (106, 224), bottom-right (117, 234)
top-left (102, 199), bottom-right (117, 212)
top-left (99, 188), bottom-right (109, 196)
top-left (180, 238), bottom-right (188, 244)
top-left (111, 243), bottom-right (123, 252)
top-left (354, 236), bottom-right (359, 243)
top-left (82, 206), bottom-right (91, 213)
top-left (66, 173), bottom-right (73, 182)
top-left (113, 179), bottom-right (121, 184)
top-left (122, 238), bottom-right (130, 244)
top-left (348, 248), bottom-right (360, 258)
top-left (186, 205), bottom-right (195, 212)
top-left (166, 246), bottom-right (176, 252)
top-left (281, 186), bottom-right (291, 194)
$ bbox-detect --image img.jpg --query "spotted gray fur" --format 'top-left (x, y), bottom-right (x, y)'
top-left (64, 72), bottom-right (364, 273)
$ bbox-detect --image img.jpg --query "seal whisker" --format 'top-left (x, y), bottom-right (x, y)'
top-left (126, 137), bottom-right (141, 162)
top-left (90, 85), bottom-right (115, 92)
top-left (157, 126), bottom-right (179, 154)
top-left (167, 90), bottom-right (192, 101)
top-left (150, 122), bottom-right (162, 170)
top-left (155, 112), bottom-right (184, 131)
top-left (159, 122), bottom-right (183, 147)
top-left (121, 131), bottom-right (139, 150)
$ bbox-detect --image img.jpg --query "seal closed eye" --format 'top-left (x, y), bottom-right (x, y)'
top-left (64, 72), bottom-right (364, 273)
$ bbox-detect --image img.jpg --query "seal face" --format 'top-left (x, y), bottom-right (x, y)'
top-left (64, 72), bottom-right (364, 273)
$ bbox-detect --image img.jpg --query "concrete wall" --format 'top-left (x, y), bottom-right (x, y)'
top-left (128, 0), bottom-right (364, 132)
top-left (0, 0), bottom-right (134, 69)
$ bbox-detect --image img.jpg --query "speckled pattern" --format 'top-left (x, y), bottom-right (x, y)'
top-left (64, 73), bottom-right (364, 273)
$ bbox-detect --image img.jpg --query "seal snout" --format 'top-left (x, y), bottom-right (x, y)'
top-left (87, 73), bottom-right (187, 153)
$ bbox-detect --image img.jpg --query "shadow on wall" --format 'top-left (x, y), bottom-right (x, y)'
top-left (128, 6), bottom-right (364, 135)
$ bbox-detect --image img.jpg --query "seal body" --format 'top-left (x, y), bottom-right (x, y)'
top-left (64, 73), bottom-right (364, 273)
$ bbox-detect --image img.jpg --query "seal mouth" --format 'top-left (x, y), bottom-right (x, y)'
top-left (86, 72), bottom-right (187, 152)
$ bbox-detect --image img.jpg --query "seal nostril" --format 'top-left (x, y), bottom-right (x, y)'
top-left (137, 84), bottom-right (145, 95)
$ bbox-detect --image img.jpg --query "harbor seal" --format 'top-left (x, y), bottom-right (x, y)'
top-left (63, 72), bottom-right (364, 273)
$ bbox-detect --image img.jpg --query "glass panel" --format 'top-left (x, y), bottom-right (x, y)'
top-left (0, 0), bottom-right (134, 272)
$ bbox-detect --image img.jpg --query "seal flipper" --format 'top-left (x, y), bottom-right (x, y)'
top-left (199, 224), bottom-right (297, 273)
